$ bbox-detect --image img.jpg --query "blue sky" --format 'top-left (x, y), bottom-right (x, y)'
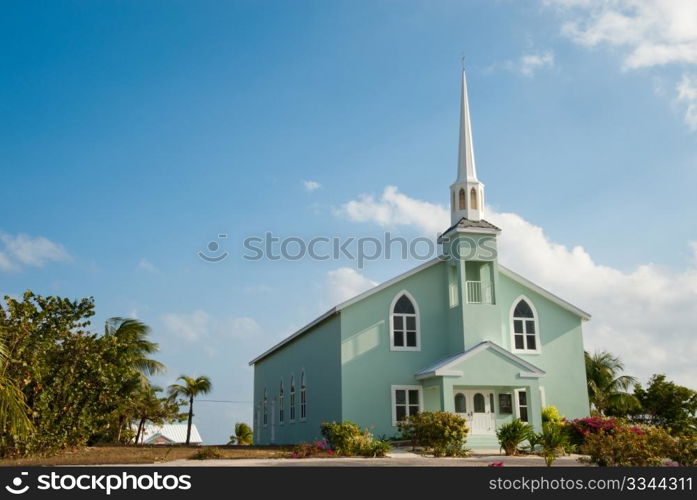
top-left (2, 0), bottom-right (697, 444)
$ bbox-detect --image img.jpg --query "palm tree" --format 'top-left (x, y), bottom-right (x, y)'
top-left (104, 317), bottom-right (166, 381)
top-left (168, 375), bottom-right (212, 445)
top-left (0, 331), bottom-right (32, 437)
top-left (585, 350), bottom-right (639, 415)
top-left (228, 422), bottom-right (253, 445)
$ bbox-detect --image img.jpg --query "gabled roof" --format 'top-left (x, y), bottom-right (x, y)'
top-left (498, 265), bottom-right (591, 321)
top-left (249, 256), bottom-right (590, 365)
top-left (140, 424), bottom-right (202, 444)
top-left (415, 340), bottom-right (546, 380)
top-left (248, 258), bottom-right (443, 365)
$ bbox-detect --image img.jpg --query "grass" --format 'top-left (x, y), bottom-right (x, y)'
top-left (0, 445), bottom-right (293, 466)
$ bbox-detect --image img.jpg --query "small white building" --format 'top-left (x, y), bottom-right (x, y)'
top-left (139, 424), bottom-right (203, 445)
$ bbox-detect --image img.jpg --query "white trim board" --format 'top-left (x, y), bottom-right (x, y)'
top-left (499, 265), bottom-right (591, 321)
top-left (414, 340), bottom-right (546, 380)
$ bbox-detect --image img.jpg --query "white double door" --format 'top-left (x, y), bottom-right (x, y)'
top-left (454, 390), bottom-right (496, 435)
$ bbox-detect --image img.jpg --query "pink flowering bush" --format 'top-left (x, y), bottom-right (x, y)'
top-left (580, 426), bottom-right (674, 466)
top-left (290, 440), bottom-right (333, 459)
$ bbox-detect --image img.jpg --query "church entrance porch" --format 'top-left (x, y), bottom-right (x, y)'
top-left (453, 389), bottom-right (496, 435)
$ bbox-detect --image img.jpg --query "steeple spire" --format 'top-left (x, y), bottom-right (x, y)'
top-left (450, 69), bottom-right (485, 224)
top-left (457, 70), bottom-right (477, 183)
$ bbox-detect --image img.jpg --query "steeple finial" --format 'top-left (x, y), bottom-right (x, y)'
top-left (450, 69), bottom-right (485, 224)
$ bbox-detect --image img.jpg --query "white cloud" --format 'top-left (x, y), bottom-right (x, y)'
top-left (303, 180), bottom-right (321, 192)
top-left (546, 0), bottom-right (697, 129)
top-left (676, 73), bottom-right (697, 130)
top-left (162, 310), bottom-right (210, 341)
top-left (518, 51), bottom-right (555, 77)
top-left (336, 186), bottom-right (697, 387)
top-left (137, 258), bottom-right (159, 274)
top-left (161, 310), bottom-right (263, 342)
top-left (336, 185), bottom-right (448, 236)
top-left (326, 267), bottom-right (378, 304)
top-left (0, 232), bottom-right (69, 271)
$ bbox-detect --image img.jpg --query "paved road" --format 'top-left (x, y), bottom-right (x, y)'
top-left (146, 451), bottom-right (588, 467)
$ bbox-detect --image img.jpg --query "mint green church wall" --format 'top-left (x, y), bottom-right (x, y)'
top-left (339, 260), bottom-right (452, 438)
top-left (496, 272), bottom-right (590, 419)
top-left (253, 314), bottom-right (342, 445)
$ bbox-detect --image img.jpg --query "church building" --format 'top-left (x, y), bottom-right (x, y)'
top-left (249, 71), bottom-right (591, 448)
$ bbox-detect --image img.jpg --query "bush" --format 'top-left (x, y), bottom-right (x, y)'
top-left (542, 406), bottom-right (564, 425)
top-left (189, 447), bottom-right (223, 460)
top-left (291, 440), bottom-right (333, 459)
top-left (581, 426), bottom-right (675, 466)
top-left (398, 411), bottom-right (469, 457)
top-left (539, 422), bottom-right (570, 466)
top-left (320, 422), bottom-right (391, 457)
top-left (566, 416), bottom-right (621, 446)
top-left (496, 419), bottom-right (533, 456)
top-left (668, 434), bottom-right (697, 466)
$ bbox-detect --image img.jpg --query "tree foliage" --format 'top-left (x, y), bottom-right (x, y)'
top-left (633, 374), bottom-right (697, 435)
top-left (0, 291), bottom-right (176, 456)
top-left (168, 375), bottom-right (212, 445)
top-left (585, 350), bottom-right (640, 416)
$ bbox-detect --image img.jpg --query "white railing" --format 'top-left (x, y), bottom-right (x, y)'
top-left (466, 281), bottom-right (492, 304)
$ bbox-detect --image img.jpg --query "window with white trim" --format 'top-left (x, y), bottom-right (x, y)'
top-left (392, 385), bottom-right (422, 425)
top-left (514, 389), bottom-right (529, 423)
top-left (279, 380), bottom-right (285, 424)
top-left (511, 298), bottom-right (540, 352)
top-left (289, 376), bottom-right (296, 422)
top-left (263, 388), bottom-right (268, 427)
top-left (390, 292), bottom-right (420, 350)
top-left (300, 371), bottom-right (307, 420)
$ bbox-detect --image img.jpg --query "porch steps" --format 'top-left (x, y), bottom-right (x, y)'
top-left (466, 434), bottom-right (500, 452)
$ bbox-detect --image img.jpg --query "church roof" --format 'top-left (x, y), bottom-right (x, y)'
top-left (414, 340), bottom-right (546, 380)
top-left (439, 217), bottom-right (501, 240)
top-left (248, 257), bottom-right (590, 365)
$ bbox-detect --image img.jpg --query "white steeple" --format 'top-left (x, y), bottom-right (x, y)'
top-left (450, 70), bottom-right (485, 224)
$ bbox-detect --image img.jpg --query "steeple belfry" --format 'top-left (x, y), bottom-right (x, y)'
top-left (450, 70), bottom-right (485, 224)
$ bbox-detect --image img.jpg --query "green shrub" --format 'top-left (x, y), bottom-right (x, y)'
top-left (539, 422), bottom-right (570, 467)
top-left (581, 426), bottom-right (674, 466)
top-left (320, 421), bottom-right (391, 457)
top-left (668, 433), bottom-right (697, 466)
top-left (541, 406), bottom-right (564, 425)
top-left (189, 447), bottom-right (223, 460)
top-left (398, 411), bottom-right (469, 457)
top-left (496, 419), bottom-right (533, 456)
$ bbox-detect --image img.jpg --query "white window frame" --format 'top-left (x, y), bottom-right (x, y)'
top-left (279, 379), bottom-right (285, 425)
top-left (391, 385), bottom-right (423, 426)
top-left (509, 295), bottom-right (541, 354)
top-left (514, 388), bottom-right (529, 423)
top-left (300, 370), bottom-right (307, 422)
top-left (388, 290), bottom-right (421, 352)
top-left (289, 374), bottom-right (296, 423)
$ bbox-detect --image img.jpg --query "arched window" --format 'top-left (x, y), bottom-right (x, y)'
top-left (458, 188), bottom-right (466, 210)
top-left (390, 291), bottom-right (420, 350)
top-left (289, 376), bottom-right (296, 422)
top-left (263, 388), bottom-right (268, 427)
top-left (300, 371), bottom-right (307, 420)
top-left (470, 187), bottom-right (477, 210)
top-left (279, 380), bottom-right (285, 424)
top-left (454, 393), bottom-right (466, 413)
top-left (473, 393), bottom-right (485, 413)
top-left (511, 297), bottom-right (540, 352)
top-left (451, 191), bottom-right (455, 211)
